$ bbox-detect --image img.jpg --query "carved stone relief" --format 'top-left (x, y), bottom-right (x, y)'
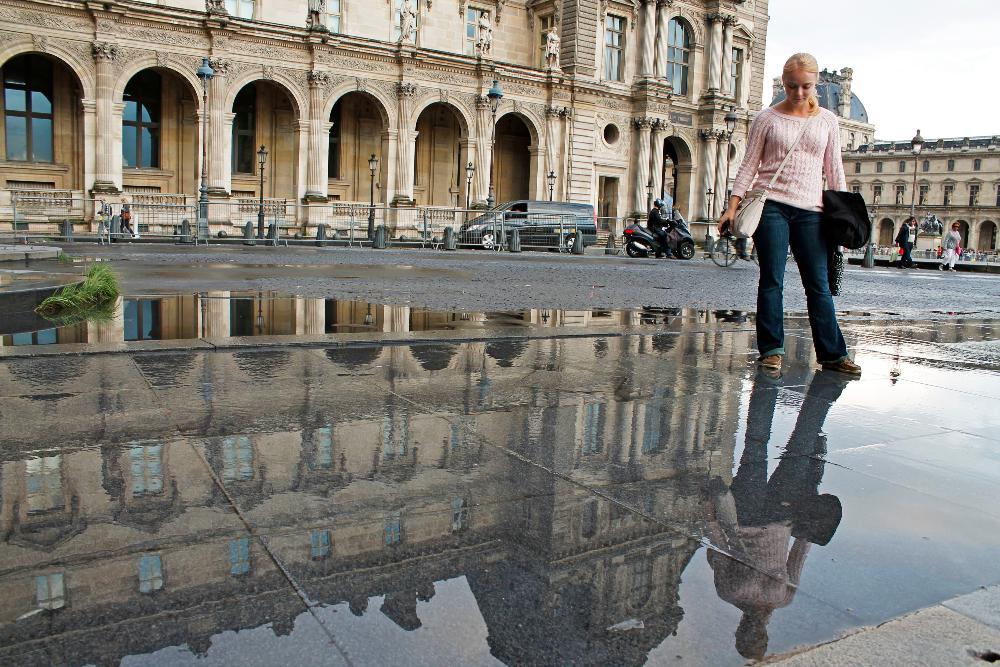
top-left (0, 6), bottom-right (91, 32)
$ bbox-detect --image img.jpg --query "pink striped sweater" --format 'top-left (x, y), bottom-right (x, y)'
top-left (732, 107), bottom-right (847, 212)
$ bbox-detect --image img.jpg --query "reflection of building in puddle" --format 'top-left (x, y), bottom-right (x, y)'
top-left (0, 332), bottom-right (758, 664)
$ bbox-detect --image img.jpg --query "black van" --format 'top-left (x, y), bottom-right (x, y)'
top-left (458, 200), bottom-right (597, 250)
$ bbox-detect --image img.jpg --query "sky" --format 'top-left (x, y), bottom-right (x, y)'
top-left (762, 0), bottom-right (999, 141)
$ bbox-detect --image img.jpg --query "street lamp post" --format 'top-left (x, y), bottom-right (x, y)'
top-left (723, 110), bottom-right (738, 202)
top-left (705, 188), bottom-right (715, 221)
top-left (367, 153), bottom-right (378, 240)
top-left (256, 145), bottom-right (268, 239)
top-left (486, 79), bottom-right (503, 209)
top-left (547, 170), bottom-right (557, 201)
top-left (196, 58), bottom-right (214, 237)
top-left (465, 162), bottom-right (475, 210)
top-left (909, 129), bottom-right (924, 218)
top-left (647, 178), bottom-right (654, 211)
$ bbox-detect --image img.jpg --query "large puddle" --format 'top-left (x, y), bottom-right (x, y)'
top-left (1, 318), bottom-right (1000, 665)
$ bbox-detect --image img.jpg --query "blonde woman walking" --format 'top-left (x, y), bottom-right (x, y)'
top-left (718, 53), bottom-right (860, 376)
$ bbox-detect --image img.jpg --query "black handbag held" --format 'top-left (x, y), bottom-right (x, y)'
top-left (821, 190), bottom-right (870, 249)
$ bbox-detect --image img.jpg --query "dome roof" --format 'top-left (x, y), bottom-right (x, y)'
top-left (770, 73), bottom-right (869, 123)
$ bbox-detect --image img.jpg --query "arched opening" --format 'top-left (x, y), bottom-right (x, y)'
top-left (414, 103), bottom-right (465, 207)
top-left (878, 218), bottom-right (895, 247)
top-left (492, 114), bottom-right (531, 204)
top-left (230, 80), bottom-right (299, 203)
top-left (978, 221), bottom-right (996, 251)
top-left (662, 136), bottom-right (693, 218)
top-left (120, 68), bottom-right (199, 197)
top-left (0, 53), bottom-right (84, 192)
top-left (955, 220), bottom-right (970, 248)
top-left (327, 92), bottom-right (388, 203)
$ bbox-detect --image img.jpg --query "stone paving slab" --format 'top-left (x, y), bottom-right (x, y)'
top-left (944, 586), bottom-right (1000, 632)
top-left (0, 245), bottom-right (61, 262)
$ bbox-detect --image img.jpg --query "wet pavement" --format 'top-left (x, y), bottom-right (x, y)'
top-left (1, 314), bottom-right (999, 666)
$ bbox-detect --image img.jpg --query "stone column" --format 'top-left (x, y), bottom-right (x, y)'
top-left (653, 0), bottom-right (670, 80)
top-left (650, 120), bottom-right (666, 200)
top-left (720, 16), bottom-right (736, 97)
top-left (295, 120), bottom-right (311, 207)
top-left (302, 298), bottom-right (326, 335)
top-left (201, 291), bottom-right (231, 338)
top-left (639, 1), bottom-right (657, 79)
top-left (81, 99), bottom-right (98, 213)
top-left (91, 42), bottom-right (120, 194)
top-left (87, 298), bottom-right (125, 343)
top-left (544, 106), bottom-right (564, 200)
top-left (392, 83), bottom-right (417, 206)
top-left (207, 58), bottom-right (231, 196)
top-left (221, 112), bottom-right (236, 197)
top-left (631, 117), bottom-right (653, 215)
top-left (714, 131), bottom-right (729, 217)
top-left (699, 129), bottom-right (718, 220)
top-left (473, 94), bottom-right (492, 206)
top-left (304, 71), bottom-right (330, 202)
top-left (705, 14), bottom-right (724, 94)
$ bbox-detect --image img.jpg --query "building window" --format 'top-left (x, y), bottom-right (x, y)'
top-left (919, 184), bottom-right (928, 205)
top-left (876, 161), bottom-right (883, 173)
top-left (222, 436), bottom-right (254, 482)
top-left (451, 497), bottom-right (469, 531)
top-left (899, 161), bottom-right (906, 173)
top-left (666, 19), bottom-right (691, 95)
top-left (970, 184), bottom-right (980, 206)
top-left (138, 554), bottom-right (163, 593)
top-left (384, 511), bottom-right (402, 545)
top-left (232, 85), bottom-right (256, 175)
top-left (328, 99), bottom-right (342, 179)
top-left (629, 558), bottom-right (652, 608)
top-left (895, 185), bottom-right (905, 206)
top-left (854, 161), bottom-right (861, 174)
top-left (873, 184), bottom-right (882, 202)
top-left (581, 499), bottom-right (598, 538)
top-left (465, 7), bottom-right (488, 56)
top-left (922, 159), bottom-right (930, 172)
top-left (582, 402), bottom-right (604, 454)
top-left (947, 159), bottom-right (955, 172)
top-left (35, 573), bottom-right (65, 610)
top-left (129, 444), bottom-right (164, 497)
top-left (849, 132), bottom-right (855, 149)
top-left (537, 14), bottom-right (555, 68)
top-left (851, 185), bottom-right (861, 195)
top-left (449, 420), bottom-right (466, 450)
top-left (393, 0), bottom-right (419, 41)
top-left (603, 14), bottom-right (625, 82)
top-left (641, 389), bottom-right (666, 453)
top-left (122, 70), bottom-right (161, 169)
top-left (327, 0), bottom-right (342, 33)
top-left (26, 456), bottom-right (63, 513)
top-left (996, 185), bottom-right (1000, 207)
top-left (943, 185), bottom-right (953, 206)
top-left (229, 538), bottom-right (250, 575)
top-left (313, 426), bottom-right (333, 469)
top-left (3, 55), bottom-right (53, 163)
top-left (311, 530), bottom-right (331, 559)
top-left (225, 0), bottom-right (254, 19)
top-left (974, 158), bottom-right (982, 171)
top-left (11, 329), bottom-right (57, 346)
top-left (730, 47), bottom-right (743, 98)
top-left (124, 299), bottom-right (161, 341)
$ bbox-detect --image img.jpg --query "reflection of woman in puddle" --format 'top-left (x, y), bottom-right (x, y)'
top-left (705, 368), bottom-right (850, 660)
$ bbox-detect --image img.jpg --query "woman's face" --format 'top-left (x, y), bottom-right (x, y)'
top-left (952, 224), bottom-right (960, 232)
top-left (782, 69), bottom-right (818, 107)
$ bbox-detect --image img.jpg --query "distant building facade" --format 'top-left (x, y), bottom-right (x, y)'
top-left (0, 0), bottom-right (771, 235)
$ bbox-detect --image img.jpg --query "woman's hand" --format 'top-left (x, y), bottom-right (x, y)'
top-left (717, 195), bottom-right (741, 235)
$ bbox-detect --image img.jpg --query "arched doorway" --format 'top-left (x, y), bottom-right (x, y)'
top-left (414, 103), bottom-right (465, 207)
top-left (229, 81), bottom-right (300, 202)
top-left (977, 221), bottom-right (996, 251)
top-left (120, 68), bottom-right (200, 196)
top-left (0, 53), bottom-right (84, 193)
top-left (955, 220), bottom-right (970, 248)
top-left (493, 114), bottom-right (531, 203)
top-left (662, 136), bottom-right (693, 218)
top-left (878, 218), bottom-right (895, 246)
top-left (327, 92), bottom-right (388, 203)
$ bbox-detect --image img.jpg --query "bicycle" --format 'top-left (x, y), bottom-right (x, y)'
top-left (710, 234), bottom-right (757, 267)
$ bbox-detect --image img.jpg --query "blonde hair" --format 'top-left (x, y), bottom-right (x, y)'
top-left (782, 53), bottom-right (821, 116)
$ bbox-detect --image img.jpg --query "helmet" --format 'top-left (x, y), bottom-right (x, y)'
top-left (653, 199), bottom-right (664, 208)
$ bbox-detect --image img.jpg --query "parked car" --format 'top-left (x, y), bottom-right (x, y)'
top-left (458, 200), bottom-right (597, 250)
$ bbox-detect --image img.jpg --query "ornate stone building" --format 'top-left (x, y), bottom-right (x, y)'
top-left (770, 66), bottom-right (875, 151)
top-left (0, 0), bottom-right (769, 235)
top-left (844, 135), bottom-right (999, 251)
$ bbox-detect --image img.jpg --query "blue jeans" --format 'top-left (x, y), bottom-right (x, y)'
top-left (753, 200), bottom-right (848, 363)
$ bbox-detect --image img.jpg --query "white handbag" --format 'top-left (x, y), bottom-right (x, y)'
top-left (731, 117), bottom-right (814, 239)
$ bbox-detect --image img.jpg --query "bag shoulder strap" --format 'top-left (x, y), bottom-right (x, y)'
top-left (765, 113), bottom-right (816, 192)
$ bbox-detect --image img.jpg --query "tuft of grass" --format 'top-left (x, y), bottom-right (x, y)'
top-left (57, 251), bottom-right (73, 264)
top-left (35, 264), bottom-right (120, 325)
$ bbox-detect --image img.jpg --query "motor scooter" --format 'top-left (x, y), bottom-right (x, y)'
top-left (623, 213), bottom-right (696, 260)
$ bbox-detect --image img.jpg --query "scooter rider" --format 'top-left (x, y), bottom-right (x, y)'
top-left (647, 199), bottom-right (673, 258)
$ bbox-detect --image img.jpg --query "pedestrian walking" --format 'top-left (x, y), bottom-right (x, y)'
top-left (940, 222), bottom-right (961, 271)
top-left (717, 53), bottom-right (860, 376)
top-left (895, 217), bottom-right (917, 269)
top-left (120, 197), bottom-right (135, 238)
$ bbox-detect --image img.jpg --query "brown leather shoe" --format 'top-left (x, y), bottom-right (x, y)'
top-left (758, 354), bottom-right (782, 370)
top-left (821, 358), bottom-right (862, 376)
